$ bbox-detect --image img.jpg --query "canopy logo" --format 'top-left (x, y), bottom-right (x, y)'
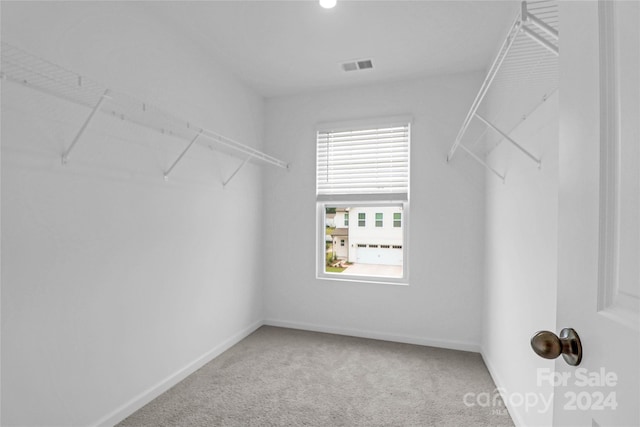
top-left (463, 368), bottom-right (619, 414)
top-left (537, 368), bottom-right (618, 411)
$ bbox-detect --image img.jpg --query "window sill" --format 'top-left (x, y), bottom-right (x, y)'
top-left (317, 272), bottom-right (409, 286)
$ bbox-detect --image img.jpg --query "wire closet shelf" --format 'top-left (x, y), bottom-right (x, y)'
top-left (446, 0), bottom-right (559, 181)
top-left (0, 42), bottom-right (289, 185)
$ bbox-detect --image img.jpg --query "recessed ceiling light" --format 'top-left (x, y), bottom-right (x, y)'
top-left (319, 0), bottom-right (337, 9)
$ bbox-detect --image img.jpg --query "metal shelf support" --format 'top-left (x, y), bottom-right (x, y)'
top-left (475, 113), bottom-right (542, 168)
top-left (459, 144), bottom-right (505, 183)
top-left (199, 129), bottom-right (288, 170)
top-left (521, 25), bottom-right (559, 56)
top-left (447, 16), bottom-right (523, 163)
top-left (520, 0), bottom-right (559, 56)
top-left (223, 155), bottom-right (253, 188)
top-left (1, 42), bottom-right (289, 177)
top-left (61, 89), bottom-right (110, 165)
top-left (446, 0), bottom-right (558, 180)
top-left (524, 8), bottom-right (559, 41)
top-left (164, 129), bottom-right (203, 180)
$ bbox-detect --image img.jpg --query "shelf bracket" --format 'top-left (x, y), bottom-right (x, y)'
top-left (222, 154), bottom-right (253, 188)
top-left (164, 129), bottom-right (203, 180)
top-left (524, 13), bottom-right (559, 41)
top-left (459, 144), bottom-right (505, 182)
top-left (522, 1), bottom-right (559, 42)
top-left (475, 113), bottom-right (542, 168)
top-left (520, 1), bottom-right (558, 57)
top-left (521, 25), bottom-right (559, 56)
top-left (447, 17), bottom-right (523, 162)
top-left (61, 89), bottom-right (110, 165)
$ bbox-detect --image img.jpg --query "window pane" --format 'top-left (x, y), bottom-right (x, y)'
top-left (393, 212), bottom-right (402, 227)
top-left (324, 205), bottom-right (403, 278)
top-left (375, 212), bottom-right (383, 227)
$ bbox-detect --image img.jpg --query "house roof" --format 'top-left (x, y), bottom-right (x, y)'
top-left (331, 228), bottom-right (349, 237)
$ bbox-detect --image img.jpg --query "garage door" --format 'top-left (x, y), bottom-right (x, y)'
top-left (355, 245), bottom-right (402, 266)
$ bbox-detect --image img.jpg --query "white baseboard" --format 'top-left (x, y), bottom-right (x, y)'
top-left (480, 348), bottom-right (525, 427)
top-left (94, 320), bottom-right (263, 427)
top-left (264, 318), bottom-right (480, 353)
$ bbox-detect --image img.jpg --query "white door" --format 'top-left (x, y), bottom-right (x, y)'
top-left (552, 1), bottom-right (639, 425)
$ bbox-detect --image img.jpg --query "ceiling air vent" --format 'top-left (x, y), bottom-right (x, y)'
top-left (341, 59), bottom-right (374, 72)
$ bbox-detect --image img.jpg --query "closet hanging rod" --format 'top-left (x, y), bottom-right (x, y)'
top-left (0, 42), bottom-right (289, 173)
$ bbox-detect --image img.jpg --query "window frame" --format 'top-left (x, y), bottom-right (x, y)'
top-left (315, 116), bottom-right (411, 286)
top-left (317, 201), bottom-right (410, 285)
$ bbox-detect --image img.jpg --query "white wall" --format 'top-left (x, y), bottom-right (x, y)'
top-left (1, 3), bottom-right (265, 425)
top-left (481, 92), bottom-right (559, 426)
top-left (262, 72), bottom-right (487, 351)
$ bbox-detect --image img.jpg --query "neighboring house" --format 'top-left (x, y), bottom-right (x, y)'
top-left (328, 207), bottom-right (403, 266)
top-left (334, 209), bottom-right (349, 228)
top-left (325, 212), bottom-right (336, 228)
top-left (329, 227), bottom-right (349, 260)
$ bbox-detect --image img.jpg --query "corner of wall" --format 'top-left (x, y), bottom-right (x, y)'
top-left (94, 321), bottom-right (264, 427)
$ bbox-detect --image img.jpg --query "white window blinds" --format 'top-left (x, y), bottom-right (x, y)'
top-left (316, 123), bottom-right (410, 201)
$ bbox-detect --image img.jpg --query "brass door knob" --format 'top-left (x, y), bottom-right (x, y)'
top-left (531, 328), bottom-right (582, 366)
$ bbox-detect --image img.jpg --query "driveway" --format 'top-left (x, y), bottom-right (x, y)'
top-left (342, 263), bottom-right (403, 278)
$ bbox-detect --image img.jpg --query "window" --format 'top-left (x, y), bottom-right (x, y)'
top-left (393, 212), bottom-right (402, 228)
top-left (375, 213), bottom-right (383, 227)
top-left (316, 117), bottom-right (410, 284)
top-left (358, 213), bottom-right (366, 227)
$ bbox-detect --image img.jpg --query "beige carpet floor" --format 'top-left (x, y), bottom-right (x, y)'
top-left (118, 326), bottom-right (514, 426)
